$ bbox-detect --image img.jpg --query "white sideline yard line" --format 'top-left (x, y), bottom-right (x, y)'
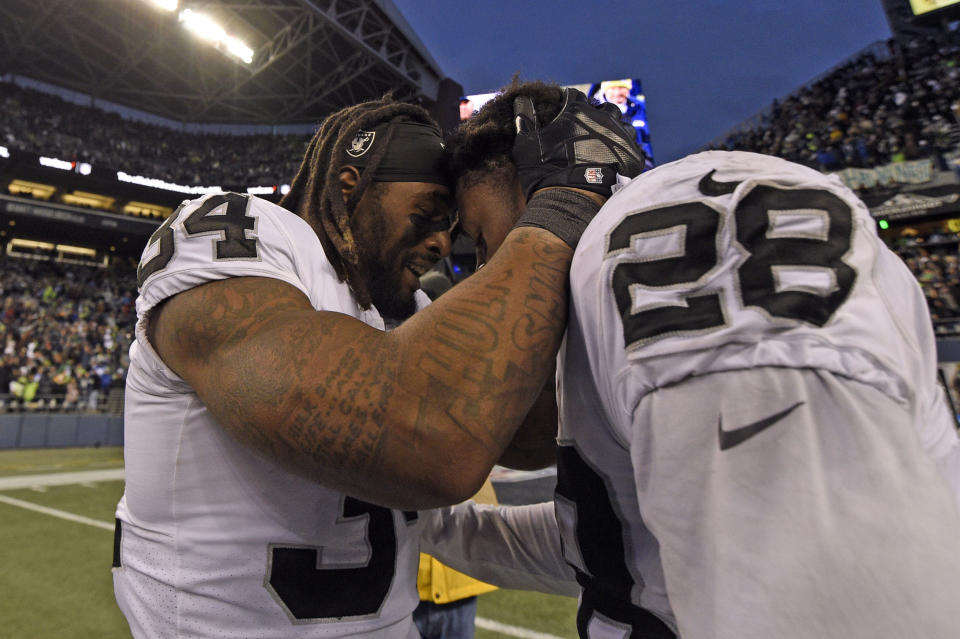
top-left (0, 469), bottom-right (567, 639)
top-left (0, 494), bottom-right (115, 531)
top-left (0, 468), bottom-right (125, 490)
top-left (476, 617), bottom-right (566, 639)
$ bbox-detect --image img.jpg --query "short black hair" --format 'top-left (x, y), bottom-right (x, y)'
top-left (449, 80), bottom-right (566, 191)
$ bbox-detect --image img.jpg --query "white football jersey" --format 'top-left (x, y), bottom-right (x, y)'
top-left (114, 193), bottom-right (422, 638)
top-left (556, 151), bottom-right (960, 638)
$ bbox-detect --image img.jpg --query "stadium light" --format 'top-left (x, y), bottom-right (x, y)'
top-left (0, 146), bottom-right (9, 158)
top-left (78, 162), bottom-right (92, 176)
top-left (280, 184), bottom-right (291, 195)
top-left (117, 170), bottom-right (224, 195)
top-left (224, 37), bottom-right (253, 64)
top-left (180, 9), bottom-right (225, 43)
top-left (39, 156), bottom-right (74, 171)
top-left (146, 0), bottom-right (178, 11)
top-left (179, 8), bottom-right (253, 64)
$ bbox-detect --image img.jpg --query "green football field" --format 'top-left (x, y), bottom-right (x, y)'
top-left (0, 447), bottom-right (577, 639)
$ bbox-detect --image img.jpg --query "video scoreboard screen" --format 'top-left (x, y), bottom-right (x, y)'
top-left (460, 77), bottom-right (654, 166)
top-left (908, 0), bottom-right (960, 16)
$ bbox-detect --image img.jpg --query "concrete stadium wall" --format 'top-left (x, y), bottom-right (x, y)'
top-left (0, 414), bottom-right (123, 449)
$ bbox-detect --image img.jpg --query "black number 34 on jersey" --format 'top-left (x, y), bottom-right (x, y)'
top-left (137, 193), bottom-right (260, 289)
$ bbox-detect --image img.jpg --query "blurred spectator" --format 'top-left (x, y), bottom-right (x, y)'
top-left (459, 97), bottom-right (475, 122)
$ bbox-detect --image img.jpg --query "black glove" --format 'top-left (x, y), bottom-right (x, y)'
top-left (511, 88), bottom-right (646, 200)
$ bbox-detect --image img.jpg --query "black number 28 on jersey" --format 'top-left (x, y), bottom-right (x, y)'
top-left (137, 193), bottom-right (260, 288)
top-left (607, 183), bottom-right (857, 349)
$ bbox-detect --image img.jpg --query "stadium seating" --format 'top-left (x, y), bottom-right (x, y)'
top-left (0, 254), bottom-right (134, 414)
top-left (5, 30), bottom-right (960, 412)
top-left (709, 31), bottom-right (960, 337)
top-left (1, 81), bottom-right (310, 189)
top-left (715, 33), bottom-right (960, 173)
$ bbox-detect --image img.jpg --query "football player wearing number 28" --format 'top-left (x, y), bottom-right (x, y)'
top-left (421, 82), bottom-right (960, 639)
top-left (112, 94), bottom-right (645, 637)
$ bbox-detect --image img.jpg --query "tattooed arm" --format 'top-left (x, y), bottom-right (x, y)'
top-left (148, 226), bottom-right (571, 510)
top-left (497, 366), bottom-right (559, 470)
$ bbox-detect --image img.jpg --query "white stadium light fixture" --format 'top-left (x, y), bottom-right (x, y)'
top-left (78, 162), bottom-right (92, 176)
top-left (117, 171), bottom-right (224, 195)
top-left (0, 146), bottom-right (9, 158)
top-left (280, 184), bottom-right (291, 195)
top-left (180, 9), bottom-right (226, 43)
top-left (148, 0), bottom-right (178, 11)
top-left (39, 156), bottom-right (74, 171)
top-left (179, 8), bottom-right (253, 64)
top-left (224, 36), bottom-right (254, 64)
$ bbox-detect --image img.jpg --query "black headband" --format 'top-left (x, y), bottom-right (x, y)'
top-left (340, 120), bottom-right (449, 186)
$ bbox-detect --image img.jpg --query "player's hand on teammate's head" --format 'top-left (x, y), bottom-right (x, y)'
top-left (511, 87), bottom-right (646, 201)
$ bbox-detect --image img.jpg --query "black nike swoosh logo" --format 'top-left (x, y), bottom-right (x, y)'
top-left (718, 401), bottom-right (805, 451)
top-left (698, 169), bottom-right (742, 196)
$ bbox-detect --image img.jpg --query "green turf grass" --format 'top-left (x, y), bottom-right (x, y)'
top-left (0, 447), bottom-right (581, 639)
top-left (477, 588), bottom-right (579, 638)
top-left (0, 483), bottom-right (131, 639)
top-left (0, 446), bottom-right (123, 477)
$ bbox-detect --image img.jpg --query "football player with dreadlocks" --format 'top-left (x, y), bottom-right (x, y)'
top-left (113, 93), bottom-right (645, 638)
top-left (420, 81), bottom-right (960, 639)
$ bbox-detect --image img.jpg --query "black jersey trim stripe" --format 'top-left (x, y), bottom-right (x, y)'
top-left (112, 518), bottom-right (122, 568)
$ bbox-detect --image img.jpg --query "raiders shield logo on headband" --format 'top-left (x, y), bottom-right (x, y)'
top-left (346, 130), bottom-right (376, 158)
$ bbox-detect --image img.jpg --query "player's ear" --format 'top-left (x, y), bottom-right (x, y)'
top-left (339, 166), bottom-right (362, 204)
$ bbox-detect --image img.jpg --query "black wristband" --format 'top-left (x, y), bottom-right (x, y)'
top-left (514, 189), bottom-right (602, 250)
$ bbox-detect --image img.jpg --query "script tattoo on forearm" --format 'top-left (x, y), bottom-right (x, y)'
top-left (289, 334), bottom-right (397, 473)
top-left (410, 231), bottom-right (570, 451)
top-left (229, 306), bottom-right (397, 476)
top-left (153, 230), bottom-right (571, 492)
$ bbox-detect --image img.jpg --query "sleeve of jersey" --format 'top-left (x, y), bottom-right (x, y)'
top-left (419, 502), bottom-right (580, 597)
top-left (567, 208), bottom-right (635, 437)
top-left (138, 196), bottom-right (321, 315)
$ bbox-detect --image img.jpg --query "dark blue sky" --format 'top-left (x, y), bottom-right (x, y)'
top-left (391, 0), bottom-right (893, 163)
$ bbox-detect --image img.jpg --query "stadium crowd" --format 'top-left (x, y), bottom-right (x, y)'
top-left (0, 255), bottom-right (136, 411)
top-left (4, 33), bottom-right (960, 186)
top-left (0, 81), bottom-right (310, 187)
top-left (892, 228), bottom-right (960, 332)
top-left (717, 33), bottom-right (960, 172)
top-left (5, 30), bottom-right (960, 416)
top-left (705, 28), bottom-right (960, 333)
top-left (2, 231), bottom-right (954, 414)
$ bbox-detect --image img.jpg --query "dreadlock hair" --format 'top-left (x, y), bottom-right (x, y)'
top-left (279, 96), bottom-right (439, 309)
top-left (449, 80), bottom-right (566, 192)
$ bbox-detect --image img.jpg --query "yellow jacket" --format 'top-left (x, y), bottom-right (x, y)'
top-left (417, 478), bottom-right (498, 604)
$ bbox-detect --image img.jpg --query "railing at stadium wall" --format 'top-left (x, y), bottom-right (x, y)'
top-left (0, 411), bottom-right (124, 449)
top-left (0, 389), bottom-right (123, 415)
top-left (936, 317), bottom-right (960, 336)
top-left (0, 390), bottom-right (125, 449)
top-left (701, 40), bottom-right (892, 151)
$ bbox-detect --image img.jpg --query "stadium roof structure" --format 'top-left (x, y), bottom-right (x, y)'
top-left (0, 0), bottom-right (446, 125)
